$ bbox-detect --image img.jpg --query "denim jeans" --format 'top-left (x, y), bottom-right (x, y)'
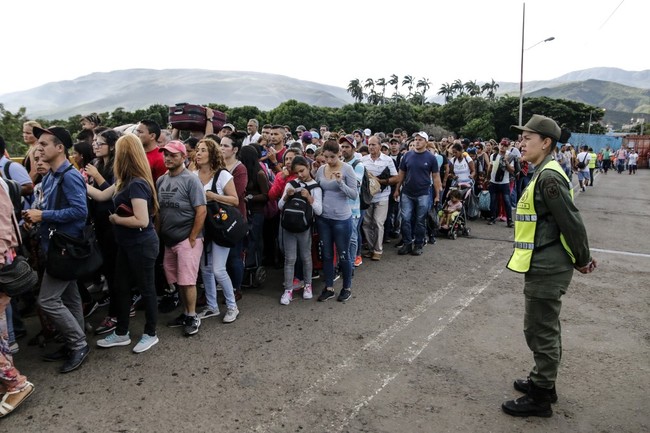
top-left (200, 242), bottom-right (236, 311)
top-left (489, 182), bottom-right (513, 222)
top-left (246, 212), bottom-right (264, 268)
top-left (316, 217), bottom-right (353, 289)
top-left (349, 215), bottom-right (360, 261)
top-left (282, 228), bottom-right (313, 291)
top-left (114, 232), bottom-right (159, 337)
top-left (400, 193), bottom-right (430, 246)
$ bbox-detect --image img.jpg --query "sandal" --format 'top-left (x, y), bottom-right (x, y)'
top-left (0, 382), bottom-right (35, 418)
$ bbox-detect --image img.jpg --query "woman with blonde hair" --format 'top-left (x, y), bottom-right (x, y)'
top-left (22, 120), bottom-right (42, 183)
top-left (87, 133), bottom-right (161, 353)
top-left (192, 138), bottom-right (240, 323)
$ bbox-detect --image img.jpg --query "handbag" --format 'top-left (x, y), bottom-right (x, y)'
top-left (45, 166), bottom-right (103, 280)
top-left (0, 256), bottom-right (38, 297)
top-left (204, 170), bottom-right (248, 248)
top-left (478, 190), bottom-right (491, 211)
top-left (47, 224), bottom-right (103, 280)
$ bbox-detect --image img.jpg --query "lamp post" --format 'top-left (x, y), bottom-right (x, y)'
top-left (518, 2), bottom-right (555, 126)
top-left (588, 108), bottom-right (605, 134)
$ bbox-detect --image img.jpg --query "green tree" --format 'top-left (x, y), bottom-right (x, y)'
top-left (0, 104), bottom-right (29, 157)
top-left (347, 79), bottom-right (364, 103)
top-left (402, 75), bottom-right (414, 98)
top-left (438, 83), bottom-right (454, 102)
top-left (388, 74), bottom-right (400, 98)
top-left (416, 78), bottom-right (432, 104)
top-left (375, 78), bottom-right (387, 104)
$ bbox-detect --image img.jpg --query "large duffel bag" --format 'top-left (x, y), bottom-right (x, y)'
top-left (168, 103), bottom-right (226, 132)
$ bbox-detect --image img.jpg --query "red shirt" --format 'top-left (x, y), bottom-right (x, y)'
top-left (146, 148), bottom-right (167, 183)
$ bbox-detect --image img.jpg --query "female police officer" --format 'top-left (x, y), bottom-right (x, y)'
top-left (503, 115), bottom-right (597, 417)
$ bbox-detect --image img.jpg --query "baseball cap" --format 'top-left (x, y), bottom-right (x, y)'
top-left (338, 135), bottom-right (356, 147)
top-left (363, 128), bottom-right (371, 136)
top-left (389, 137), bottom-right (400, 144)
top-left (499, 138), bottom-right (510, 146)
top-left (301, 131), bottom-right (313, 142)
top-left (311, 131), bottom-right (320, 139)
top-left (381, 142), bottom-right (389, 150)
top-left (222, 123), bottom-right (235, 131)
top-left (510, 114), bottom-right (561, 141)
top-left (305, 144), bottom-right (318, 153)
top-left (353, 129), bottom-right (363, 136)
top-left (32, 126), bottom-right (73, 149)
top-left (413, 131), bottom-right (429, 141)
top-left (295, 125), bottom-right (306, 132)
top-left (159, 140), bottom-right (187, 156)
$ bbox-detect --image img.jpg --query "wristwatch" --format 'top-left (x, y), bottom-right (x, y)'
top-left (206, 117), bottom-right (213, 122)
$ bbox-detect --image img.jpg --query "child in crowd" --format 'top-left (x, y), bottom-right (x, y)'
top-left (438, 189), bottom-right (463, 229)
top-left (278, 156), bottom-right (322, 305)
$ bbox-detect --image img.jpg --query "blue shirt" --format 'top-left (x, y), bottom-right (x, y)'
top-left (39, 161), bottom-right (88, 250)
top-left (399, 150), bottom-right (439, 197)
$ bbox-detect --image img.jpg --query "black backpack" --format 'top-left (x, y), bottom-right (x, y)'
top-left (2, 161), bottom-right (24, 221)
top-left (281, 180), bottom-right (318, 233)
top-left (351, 160), bottom-right (373, 210)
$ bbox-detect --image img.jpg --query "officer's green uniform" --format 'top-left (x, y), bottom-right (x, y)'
top-left (507, 155), bottom-right (591, 390)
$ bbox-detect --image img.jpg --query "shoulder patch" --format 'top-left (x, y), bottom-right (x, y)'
top-left (542, 178), bottom-right (560, 200)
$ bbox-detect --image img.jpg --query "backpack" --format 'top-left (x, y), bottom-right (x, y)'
top-left (352, 160), bottom-right (380, 210)
top-left (2, 161), bottom-right (23, 221)
top-left (204, 169), bottom-right (248, 247)
top-left (281, 180), bottom-right (318, 233)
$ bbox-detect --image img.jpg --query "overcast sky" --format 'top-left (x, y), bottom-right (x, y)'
top-left (1, 0), bottom-right (646, 97)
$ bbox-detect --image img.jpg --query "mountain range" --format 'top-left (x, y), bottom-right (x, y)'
top-left (1, 67), bottom-right (648, 123)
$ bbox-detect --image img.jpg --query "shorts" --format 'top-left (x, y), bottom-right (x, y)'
top-left (163, 238), bottom-right (204, 286)
top-left (577, 171), bottom-right (590, 182)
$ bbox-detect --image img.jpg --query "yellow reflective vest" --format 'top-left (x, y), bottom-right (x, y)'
top-left (507, 160), bottom-right (576, 273)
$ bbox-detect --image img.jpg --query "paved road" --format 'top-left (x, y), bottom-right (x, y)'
top-left (6, 169), bottom-right (649, 433)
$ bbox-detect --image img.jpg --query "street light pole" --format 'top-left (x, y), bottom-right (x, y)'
top-left (518, 2), bottom-right (555, 126)
top-left (588, 111), bottom-right (593, 134)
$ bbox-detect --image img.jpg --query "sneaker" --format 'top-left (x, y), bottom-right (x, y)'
top-left (333, 273), bottom-right (341, 282)
top-left (95, 316), bottom-right (117, 335)
top-left (312, 270), bottom-right (320, 280)
top-left (398, 243), bottom-right (413, 255)
top-left (280, 290), bottom-right (293, 305)
top-left (223, 307), bottom-right (239, 323)
top-left (354, 256), bottom-right (363, 267)
top-left (97, 294), bottom-right (110, 308)
top-left (183, 315), bottom-right (200, 336)
top-left (371, 252), bottom-right (381, 261)
top-left (197, 308), bottom-right (219, 320)
top-left (487, 219), bottom-right (496, 225)
top-left (317, 289), bottom-right (336, 302)
top-left (97, 331), bottom-right (131, 348)
top-left (166, 313), bottom-right (187, 328)
top-left (395, 240), bottom-right (404, 248)
top-left (507, 221), bottom-right (515, 228)
top-left (411, 245), bottom-right (424, 256)
top-left (158, 292), bottom-right (180, 313)
top-left (337, 288), bottom-right (352, 302)
top-left (292, 278), bottom-right (305, 289)
top-left (133, 334), bottom-right (159, 353)
top-left (83, 301), bottom-right (99, 319)
top-left (8, 341), bottom-right (19, 354)
top-left (303, 283), bottom-right (313, 300)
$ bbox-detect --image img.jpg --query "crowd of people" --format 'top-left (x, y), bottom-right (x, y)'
top-left (0, 111), bottom-right (612, 418)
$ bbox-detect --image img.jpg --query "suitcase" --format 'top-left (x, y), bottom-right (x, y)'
top-left (168, 103), bottom-right (226, 132)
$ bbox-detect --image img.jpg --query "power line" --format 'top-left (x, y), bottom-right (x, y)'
top-left (598, 0), bottom-right (625, 30)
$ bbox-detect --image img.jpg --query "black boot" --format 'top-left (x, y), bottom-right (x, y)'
top-left (502, 380), bottom-right (553, 417)
top-left (513, 377), bottom-right (558, 403)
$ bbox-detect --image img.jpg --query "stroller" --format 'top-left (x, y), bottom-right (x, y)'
top-left (436, 183), bottom-right (472, 240)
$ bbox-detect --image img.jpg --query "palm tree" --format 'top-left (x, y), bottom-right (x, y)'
top-left (347, 79), bottom-right (364, 103)
top-left (452, 79), bottom-right (465, 97)
top-left (376, 78), bottom-right (387, 104)
top-left (416, 78), bottom-right (431, 104)
top-left (388, 74), bottom-right (400, 98)
top-left (464, 80), bottom-right (481, 97)
top-left (402, 75), bottom-right (414, 98)
top-left (437, 82), bottom-right (454, 102)
top-left (481, 78), bottom-right (499, 100)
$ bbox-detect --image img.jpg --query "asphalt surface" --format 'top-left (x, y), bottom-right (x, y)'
top-left (5, 168), bottom-right (649, 433)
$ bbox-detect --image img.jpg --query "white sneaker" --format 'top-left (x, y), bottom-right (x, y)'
top-left (133, 334), bottom-right (159, 353)
top-left (303, 283), bottom-right (313, 300)
top-left (280, 290), bottom-right (293, 305)
top-left (197, 307), bottom-right (220, 319)
top-left (223, 307), bottom-right (239, 323)
top-left (97, 331), bottom-right (131, 348)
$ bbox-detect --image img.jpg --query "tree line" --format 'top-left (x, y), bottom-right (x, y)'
top-left (1, 90), bottom-right (606, 158)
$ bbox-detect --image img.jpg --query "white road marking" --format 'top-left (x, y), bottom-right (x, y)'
top-left (590, 247), bottom-right (650, 258)
top-left (255, 252), bottom-right (503, 432)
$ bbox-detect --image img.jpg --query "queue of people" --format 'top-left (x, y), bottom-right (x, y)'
top-left (0, 112), bottom-right (601, 419)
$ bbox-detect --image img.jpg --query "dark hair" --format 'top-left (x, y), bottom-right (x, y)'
top-left (76, 129), bottom-right (94, 145)
top-left (139, 119), bottom-right (161, 141)
top-left (451, 143), bottom-right (463, 153)
top-left (82, 113), bottom-right (101, 126)
top-left (0, 135), bottom-right (6, 155)
top-left (239, 145), bottom-right (262, 188)
top-left (291, 155), bottom-right (310, 172)
top-left (322, 140), bottom-right (339, 154)
top-left (73, 141), bottom-right (94, 168)
top-left (96, 130), bottom-right (119, 181)
top-left (184, 137), bottom-right (199, 150)
top-left (204, 133), bottom-right (220, 143)
top-left (357, 145), bottom-right (369, 154)
top-left (448, 189), bottom-right (462, 201)
top-left (93, 126), bottom-right (109, 135)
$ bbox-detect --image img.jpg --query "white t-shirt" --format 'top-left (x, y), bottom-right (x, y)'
top-left (628, 152), bottom-right (639, 165)
top-left (452, 155), bottom-right (473, 184)
top-left (360, 153), bottom-right (397, 203)
top-left (489, 154), bottom-right (513, 185)
top-left (576, 151), bottom-right (591, 173)
top-left (193, 169), bottom-right (233, 194)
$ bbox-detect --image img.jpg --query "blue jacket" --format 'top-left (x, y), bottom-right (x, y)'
top-left (39, 161), bottom-right (88, 251)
